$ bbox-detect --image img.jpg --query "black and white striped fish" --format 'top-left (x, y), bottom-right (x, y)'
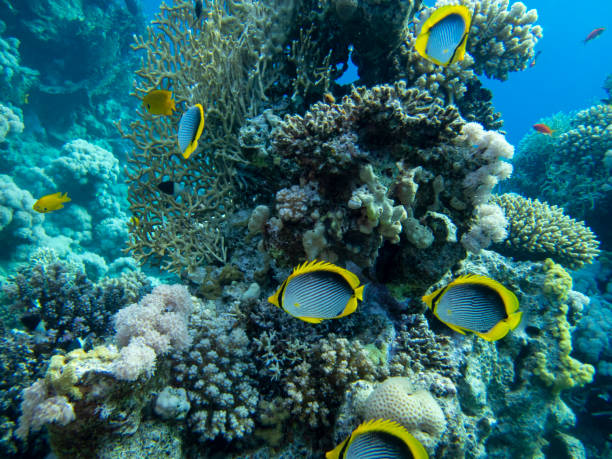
top-left (422, 274), bottom-right (522, 341)
top-left (414, 5), bottom-right (471, 66)
top-left (268, 260), bottom-right (364, 323)
top-left (326, 419), bottom-right (428, 459)
top-left (178, 104), bottom-right (205, 159)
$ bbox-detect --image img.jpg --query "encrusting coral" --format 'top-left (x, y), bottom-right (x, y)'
top-left (491, 193), bottom-right (600, 269)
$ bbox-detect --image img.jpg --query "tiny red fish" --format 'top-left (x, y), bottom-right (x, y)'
top-left (533, 123), bottom-right (554, 135)
top-left (530, 50), bottom-right (542, 68)
top-left (583, 27), bottom-right (605, 44)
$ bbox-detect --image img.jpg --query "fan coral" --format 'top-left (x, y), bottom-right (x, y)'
top-left (119, 0), bottom-right (294, 274)
top-left (491, 193), bottom-right (600, 269)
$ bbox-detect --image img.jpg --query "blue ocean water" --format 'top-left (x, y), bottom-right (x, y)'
top-left (0, 0), bottom-right (610, 458)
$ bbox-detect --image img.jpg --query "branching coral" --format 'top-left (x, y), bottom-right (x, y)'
top-left (119, 0), bottom-right (294, 274)
top-left (434, 0), bottom-right (542, 81)
top-left (491, 193), bottom-right (600, 269)
top-left (2, 248), bottom-right (151, 349)
top-left (510, 101), bottom-right (612, 248)
top-left (172, 298), bottom-right (259, 442)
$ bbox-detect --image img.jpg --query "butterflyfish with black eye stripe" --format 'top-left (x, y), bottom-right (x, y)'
top-left (268, 260), bottom-right (364, 324)
top-left (422, 274), bottom-right (522, 341)
top-left (414, 5), bottom-right (472, 67)
top-left (32, 192), bottom-right (71, 213)
top-left (178, 104), bottom-right (205, 159)
top-left (325, 419), bottom-right (429, 459)
top-left (142, 89), bottom-right (176, 116)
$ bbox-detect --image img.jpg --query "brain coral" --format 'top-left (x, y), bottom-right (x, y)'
top-left (363, 376), bottom-right (446, 452)
top-left (491, 193), bottom-right (600, 269)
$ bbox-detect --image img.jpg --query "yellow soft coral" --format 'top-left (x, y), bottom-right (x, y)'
top-left (532, 260), bottom-right (595, 391)
top-left (45, 346), bottom-right (120, 400)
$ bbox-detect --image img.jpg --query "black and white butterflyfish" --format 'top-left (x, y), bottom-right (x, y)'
top-left (268, 260), bottom-right (365, 324)
top-left (422, 274), bottom-right (522, 341)
top-left (177, 103), bottom-right (205, 159)
top-left (326, 419), bottom-right (429, 459)
top-left (414, 5), bottom-right (472, 66)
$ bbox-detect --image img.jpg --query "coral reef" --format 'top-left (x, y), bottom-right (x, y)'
top-left (361, 377), bottom-right (446, 452)
top-left (510, 101), bottom-right (612, 249)
top-left (436, 0), bottom-right (542, 81)
top-left (2, 248), bottom-right (151, 348)
top-left (449, 251), bottom-right (594, 458)
top-left (262, 83), bottom-right (516, 290)
top-left (12, 283), bottom-right (192, 457)
top-left (491, 193), bottom-right (600, 269)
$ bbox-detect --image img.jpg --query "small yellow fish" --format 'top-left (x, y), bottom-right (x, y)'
top-left (128, 216), bottom-right (140, 227)
top-left (142, 89), bottom-right (176, 116)
top-left (33, 192), bottom-right (71, 213)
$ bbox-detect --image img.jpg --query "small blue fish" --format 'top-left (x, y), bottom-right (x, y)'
top-left (268, 260), bottom-right (364, 323)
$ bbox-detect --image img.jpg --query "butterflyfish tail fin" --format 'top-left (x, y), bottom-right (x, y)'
top-left (354, 284), bottom-right (365, 301)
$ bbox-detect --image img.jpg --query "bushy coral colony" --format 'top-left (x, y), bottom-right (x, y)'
top-left (0, 0), bottom-right (611, 458)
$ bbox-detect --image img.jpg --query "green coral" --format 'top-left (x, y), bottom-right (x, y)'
top-left (491, 193), bottom-right (600, 269)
